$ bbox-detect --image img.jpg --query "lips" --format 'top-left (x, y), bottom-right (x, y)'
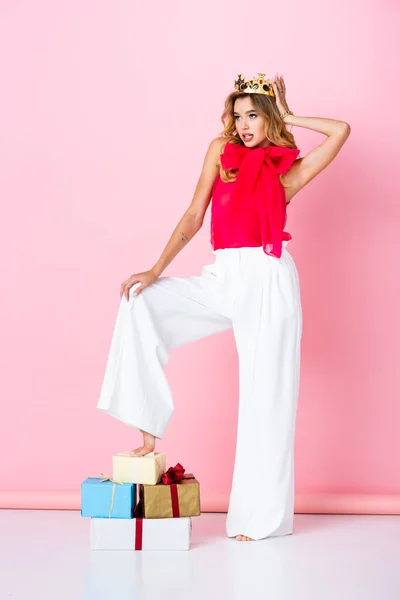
top-left (243, 134), bottom-right (253, 140)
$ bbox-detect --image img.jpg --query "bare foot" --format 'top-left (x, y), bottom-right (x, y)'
top-left (129, 429), bottom-right (156, 457)
top-left (235, 535), bottom-right (254, 542)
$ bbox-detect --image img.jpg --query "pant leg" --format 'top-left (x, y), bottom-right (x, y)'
top-left (97, 261), bottom-right (232, 439)
top-left (225, 243), bottom-right (303, 540)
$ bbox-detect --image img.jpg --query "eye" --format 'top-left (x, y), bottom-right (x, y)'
top-left (234, 113), bottom-right (257, 120)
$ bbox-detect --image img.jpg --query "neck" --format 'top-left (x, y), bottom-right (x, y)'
top-left (255, 139), bottom-right (272, 149)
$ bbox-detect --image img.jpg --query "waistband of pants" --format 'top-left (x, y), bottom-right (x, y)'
top-left (212, 241), bottom-right (290, 256)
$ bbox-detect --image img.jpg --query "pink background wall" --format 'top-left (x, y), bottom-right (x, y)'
top-left (1, 1), bottom-right (399, 511)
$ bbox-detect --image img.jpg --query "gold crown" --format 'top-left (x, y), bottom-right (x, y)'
top-left (234, 73), bottom-right (275, 97)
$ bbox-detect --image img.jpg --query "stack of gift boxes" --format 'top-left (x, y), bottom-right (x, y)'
top-left (81, 451), bottom-right (200, 551)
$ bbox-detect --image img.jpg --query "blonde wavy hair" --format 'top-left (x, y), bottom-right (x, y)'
top-left (217, 91), bottom-right (300, 187)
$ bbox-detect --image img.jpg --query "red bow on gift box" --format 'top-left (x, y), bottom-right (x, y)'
top-left (161, 462), bottom-right (185, 485)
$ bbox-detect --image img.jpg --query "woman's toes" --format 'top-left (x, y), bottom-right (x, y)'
top-left (130, 446), bottom-right (149, 457)
top-left (129, 446), bottom-right (142, 456)
top-left (235, 535), bottom-right (254, 541)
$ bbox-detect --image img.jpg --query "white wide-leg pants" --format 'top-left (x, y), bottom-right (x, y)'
top-left (97, 241), bottom-right (303, 540)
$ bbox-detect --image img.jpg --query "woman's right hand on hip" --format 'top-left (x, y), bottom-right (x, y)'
top-left (120, 269), bottom-right (159, 301)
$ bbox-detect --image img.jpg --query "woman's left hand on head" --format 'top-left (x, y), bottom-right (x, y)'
top-left (271, 73), bottom-right (290, 116)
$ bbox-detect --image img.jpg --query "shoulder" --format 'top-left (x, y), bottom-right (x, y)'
top-left (207, 136), bottom-right (228, 166)
top-left (210, 136), bottom-right (227, 152)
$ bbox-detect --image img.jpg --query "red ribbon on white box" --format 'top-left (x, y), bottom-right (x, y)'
top-left (135, 518), bottom-right (143, 551)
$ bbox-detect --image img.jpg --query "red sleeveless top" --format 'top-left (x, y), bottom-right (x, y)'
top-left (210, 141), bottom-right (300, 258)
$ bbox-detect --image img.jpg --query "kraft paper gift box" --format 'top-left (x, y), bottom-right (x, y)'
top-left (81, 476), bottom-right (136, 519)
top-left (138, 473), bottom-right (200, 519)
top-left (90, 515), bottom-right (192, 550)
top-left (112, 451), bottom-right (166, 485)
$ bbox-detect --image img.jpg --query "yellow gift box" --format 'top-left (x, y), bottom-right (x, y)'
top-left (138, 473), bottom-right (201, 519)
top-left (112, 451), bottom-right (166, 485)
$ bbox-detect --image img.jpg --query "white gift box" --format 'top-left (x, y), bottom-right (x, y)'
top-left (112, 451), bottom-right (166, 485)
top-left (90, 516), bottom-right (192, 551)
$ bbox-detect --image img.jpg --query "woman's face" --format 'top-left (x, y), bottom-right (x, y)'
top-left (233, 96), bottom-right (270, 148)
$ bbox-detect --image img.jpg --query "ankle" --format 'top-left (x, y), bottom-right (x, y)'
top-left (143, 433), bottom-right (155, 448)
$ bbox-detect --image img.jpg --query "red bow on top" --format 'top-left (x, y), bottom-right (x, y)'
top-left (161, 463), bottom-right (185, 485)
top-left (220, 142), bottom-right (300, 258)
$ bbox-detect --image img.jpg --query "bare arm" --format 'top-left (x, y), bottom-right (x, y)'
top-left (282, 115), bottom-right (351, 200)
top-left (120, 137), bottom-right (223, 300)
top-left (150, 210), bottom-right (204, 278)
top-left (283, 114), bottom-right (350, 137)
top-left (151, 137), bottom-right (223, 277)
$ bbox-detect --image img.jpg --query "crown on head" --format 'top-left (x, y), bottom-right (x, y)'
top-left (234, 73), bottom-right (275, 97)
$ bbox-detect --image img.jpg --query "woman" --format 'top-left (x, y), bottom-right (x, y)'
top-left (97, 72), bottom-right (351, 542)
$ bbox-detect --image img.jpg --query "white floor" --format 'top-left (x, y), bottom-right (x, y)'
top-left (1, 510), bottom-right (399, 600)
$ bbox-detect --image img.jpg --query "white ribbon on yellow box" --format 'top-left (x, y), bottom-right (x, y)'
top-left (112, 451), bottom-right (166, 485)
